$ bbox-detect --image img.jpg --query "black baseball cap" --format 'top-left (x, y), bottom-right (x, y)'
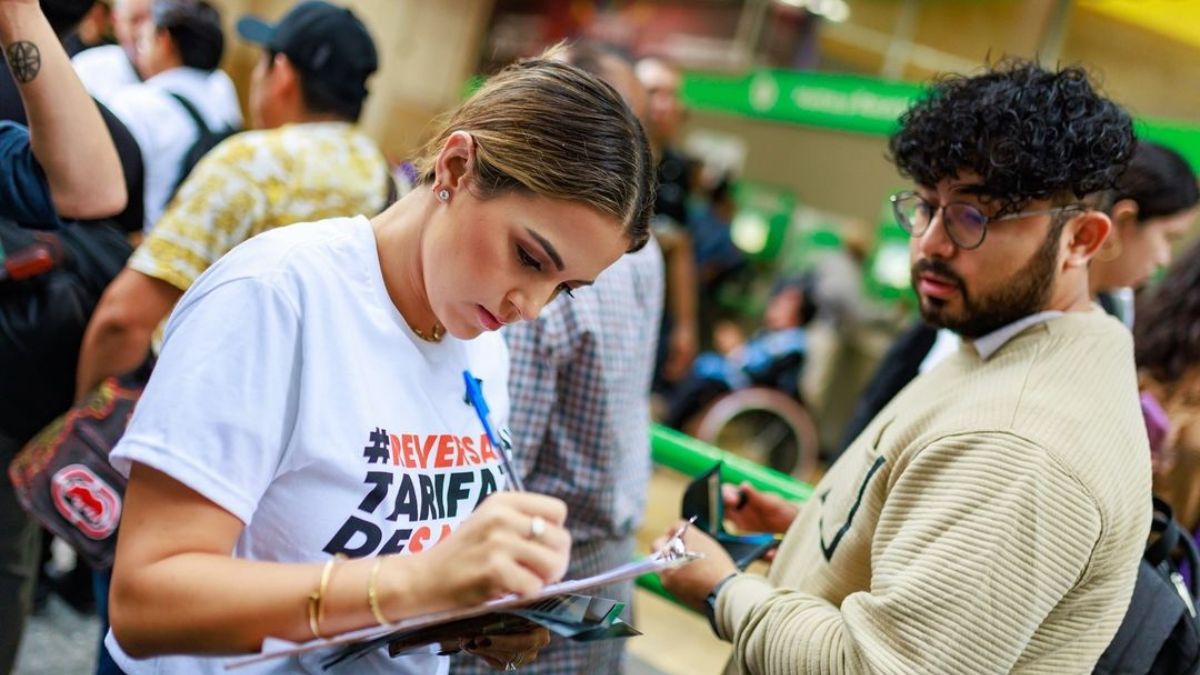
top-left (236, 1), bottom-right (378, 103)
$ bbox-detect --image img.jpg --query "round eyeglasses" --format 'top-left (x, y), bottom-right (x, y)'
top-left (889, 191), bottom-right (1086, 250)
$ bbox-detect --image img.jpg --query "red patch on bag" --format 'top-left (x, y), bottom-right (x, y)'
top-left (50, 464), bottom-right (121, 540)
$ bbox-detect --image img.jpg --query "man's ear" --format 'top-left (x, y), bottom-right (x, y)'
top-left (272, 52), bottom-right (300, 100)
top-left (1064, 210), bottom-right (1113, 269)
top-left (432, 131), bottom-right (477, 195)
top-left (156, 29), bottom-right (177, 62)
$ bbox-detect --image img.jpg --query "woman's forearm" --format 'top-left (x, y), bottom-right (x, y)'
top-left (110, 551), bottom-right (430, 657)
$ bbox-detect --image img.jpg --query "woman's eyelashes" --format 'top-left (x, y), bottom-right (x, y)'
top-left (517, 245), bottom-right (542, 271)
top-left (517, 244), bottom-right (575, 300)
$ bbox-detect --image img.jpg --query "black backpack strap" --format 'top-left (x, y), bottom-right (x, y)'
top-left (167, 92), bottom-right (212, 136)
top-left (1148, 498), bottom-right (1181, 566)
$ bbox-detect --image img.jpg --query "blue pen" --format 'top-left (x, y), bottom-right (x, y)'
top-left (462, 370), bottom-right (526, 492)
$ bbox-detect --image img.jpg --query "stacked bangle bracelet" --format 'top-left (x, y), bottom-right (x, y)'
top-left (368, 556), bottom-right (391, 626)
top-left (307, 554), bottom-right (345, 640)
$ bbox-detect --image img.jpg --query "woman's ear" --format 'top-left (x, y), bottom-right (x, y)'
top-left (1093, 198), bottom-right (1139, 262)
top-left (1110, 198), bottom-right (1140, 229)
top-left (432, 131), bottom-right (477, 196)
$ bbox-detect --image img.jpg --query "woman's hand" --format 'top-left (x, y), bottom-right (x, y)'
top-left (721, 482), bottom-right (799, 536)
top-left (387, 492), bottom-right (572, 619)
top-left (460, 628), bottom-right (552, 670)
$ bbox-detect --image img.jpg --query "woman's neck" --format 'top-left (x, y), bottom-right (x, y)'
top-left (372, 189), bottom-right (441, 338)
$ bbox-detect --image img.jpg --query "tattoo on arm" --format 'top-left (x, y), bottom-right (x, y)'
top-left (6, 41), bottom-right (41, 84)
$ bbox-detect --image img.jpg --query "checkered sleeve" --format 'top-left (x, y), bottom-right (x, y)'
top-left (504, 299), bottom-right (570, 483)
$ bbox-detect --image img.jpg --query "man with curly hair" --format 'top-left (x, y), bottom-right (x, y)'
top-left (658, 60), bottom-right (1151, 674)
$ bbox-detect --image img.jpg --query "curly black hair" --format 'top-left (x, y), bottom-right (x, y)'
top-left (1135, 239), bottom-right (1200, 384)
top-left (889, 59), bottom-right (1135, 216)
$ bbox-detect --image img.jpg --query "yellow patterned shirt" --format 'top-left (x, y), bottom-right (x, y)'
top-left (129, 121), bottom-right (388, 292)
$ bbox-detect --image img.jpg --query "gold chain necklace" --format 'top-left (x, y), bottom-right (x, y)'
top-left (410, 323), bottom-right (445, 343)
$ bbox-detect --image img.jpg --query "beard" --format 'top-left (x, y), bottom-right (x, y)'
top-left (911, 222), bottom-right (1064, 339)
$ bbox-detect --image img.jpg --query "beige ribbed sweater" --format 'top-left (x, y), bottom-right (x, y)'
top-left (717, 308), bottom-right (1151, 674)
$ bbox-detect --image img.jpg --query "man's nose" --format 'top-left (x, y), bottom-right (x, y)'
top-left (916, 208), bottom-right (957, 259)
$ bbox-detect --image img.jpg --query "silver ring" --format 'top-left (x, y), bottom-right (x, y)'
top-left (505, 652), bottom-right (525, 670)
top-left (528, 516), bottom-right (546, 540)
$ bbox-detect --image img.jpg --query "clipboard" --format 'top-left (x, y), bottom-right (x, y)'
top-left (225, 531), bottom-right (701, 670)
top-left (681, 461), bottom-right (780, 569)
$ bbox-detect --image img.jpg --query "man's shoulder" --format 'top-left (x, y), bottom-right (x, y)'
top-left (209, 124), bottom-right (381, 169)
top-left (72, 46), bottom-right (137, 102)
top-left (105, 83), bottom-right (177, 126)
top-left (71, 44), bottom-right (127, 72)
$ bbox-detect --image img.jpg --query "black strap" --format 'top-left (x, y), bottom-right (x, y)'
top-left (167, 92), bottom-right (212, 136)
top-left (1147, 496), bottom-right (1200, 601)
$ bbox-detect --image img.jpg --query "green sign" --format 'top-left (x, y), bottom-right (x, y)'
top-left (682, 69), bottom-right (1200, 172)
top-left (683, 69), bottom-right (920, 137)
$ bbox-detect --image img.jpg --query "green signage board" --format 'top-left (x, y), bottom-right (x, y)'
top-left (682, 69), bottom-right (920, 137)
top-left (682, 69), bottom-right (1200, 172)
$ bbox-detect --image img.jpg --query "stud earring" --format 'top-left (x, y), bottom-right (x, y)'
top-left (437, 188), bottom-right (450, 202)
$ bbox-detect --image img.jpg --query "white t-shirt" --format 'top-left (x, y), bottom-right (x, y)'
top-left (106, 66), bottom-right (243, 230)
top-left (72, 44), bottom-right (139, 106)
top-left (107, 216), bottom-right (512, 674)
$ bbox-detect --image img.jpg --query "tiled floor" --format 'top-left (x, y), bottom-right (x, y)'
top-left (16, 595), bottom-right (101, 675)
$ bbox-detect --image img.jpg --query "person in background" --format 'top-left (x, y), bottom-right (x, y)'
top-left (70, 0), bottom-right (146, 101)
top-left (75, 0), bottom-right (387, 400)
top-left (664, 274), bottom-right (816, 431)
top-left (63, 0), bottom-right (113, 55)
top-left (0, 0), bottom-right (129, 668)
top-left (658, 60), bottom-right (1150, 674)
top-left (1135, 240), bottom-right (1200, 538)
top-left (690, 174), bottom-right (748, 343)
top-left (104, 0), bottom-right (241, 230)
top-left (636, 55), bottom-right (700, 398)
top-left (451, 41), bottom-right (664, 675)
top-left (102, 49), bottom-right (654, 674)
top-left (1090, 141), bottom-right (1199, 326)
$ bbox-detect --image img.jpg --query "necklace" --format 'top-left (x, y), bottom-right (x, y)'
top-left (411, 322), bottom-right (445, 343)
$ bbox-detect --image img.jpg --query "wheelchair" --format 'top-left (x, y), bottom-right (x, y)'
top-left (683, 386), bottom-right (822, 483)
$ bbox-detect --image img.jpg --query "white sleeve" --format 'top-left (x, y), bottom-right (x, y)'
top-left (110, 275), bottom-right (302, 524)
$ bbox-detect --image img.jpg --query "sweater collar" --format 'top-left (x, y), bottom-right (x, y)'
top-left (972, 310), bottom-right (1064, 360)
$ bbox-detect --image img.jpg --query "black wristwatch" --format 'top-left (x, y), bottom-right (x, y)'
top-left (705, 573), bottom-right (739, 637)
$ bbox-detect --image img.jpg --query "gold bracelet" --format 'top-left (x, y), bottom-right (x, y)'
top-left (368, 556), bottom-right (392, 626)
top-left (308, 554), bottom-right (345, 640)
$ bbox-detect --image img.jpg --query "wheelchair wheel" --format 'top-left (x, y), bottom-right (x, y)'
top-left (691, 387), bottom-right (821, 481)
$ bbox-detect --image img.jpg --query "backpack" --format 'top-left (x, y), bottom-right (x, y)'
top-left (1094, 497), bottom-right (1200, 675)
top-left (167, 92), bottom-right (239, 197)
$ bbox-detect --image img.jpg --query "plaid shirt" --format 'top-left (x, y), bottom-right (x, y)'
top-left (451, 238), bottom-right (664, 675)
